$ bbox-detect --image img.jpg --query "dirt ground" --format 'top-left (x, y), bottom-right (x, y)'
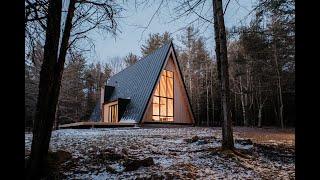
top-left (25, 127), bottom-right (295, 179)
top-left (233, 126), bottom-right (294, 144)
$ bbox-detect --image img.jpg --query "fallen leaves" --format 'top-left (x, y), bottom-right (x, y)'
top-left (25, 127), bottom-right (295, 179)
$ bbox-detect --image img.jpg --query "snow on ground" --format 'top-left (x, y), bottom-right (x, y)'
top-left (25, 127), bottom-right (295, 179)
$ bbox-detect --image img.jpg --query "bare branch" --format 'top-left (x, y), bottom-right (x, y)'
top-left (187, 0), bottom-right (213, 24)
top-left (223, 0), bottom-right (231, 15)
top-left (139, 0), bottom-right (164, 42)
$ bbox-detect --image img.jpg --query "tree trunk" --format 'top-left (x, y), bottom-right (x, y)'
top-left (213, 0), bottom-right (234, 150)
top-left (206, 63), bottom-right (210, 126)
top-left (196, 65), bottom-right (201, 125)
top-left (197, 84), bottom-right (200, 125)
top-left (27, 0), bottom-right (62, 179)
top-left (234, 88), bottom-right (236, 124)
top-left (274, 103), bottom-right (278, 123)
top-left (189, 68), bottom-right (193, 103)
top-left (258, 104), bottom-right (263, 128)
top-left (211, 66), bottom-right (215, 126)
top-left (239, 76), bottom-right (247, 126)
top-left (274, 43), bottom-right (284, 129)
top-left (27, 0), bottom-right (76, 179)
top-left (257, 80), bottom-right (266, 128)
top-left (54, 105), bottom-right (58, 130)
top-left (245, 63), bottom-right (251, 125)
top-left (188, 45), bottom-right (193, 102)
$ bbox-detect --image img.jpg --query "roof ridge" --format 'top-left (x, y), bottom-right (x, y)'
top-left (108, 42), bottom-right (172, 80)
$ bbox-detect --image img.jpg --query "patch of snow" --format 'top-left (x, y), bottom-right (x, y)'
top-left (235, 143), bottom-right (254, 150)
top-left (25, 127), bottom-right (295, 179)
top-left (109, 163), bottom-right (125, 172)
top-left (156, 157), bottom-right (174, 168)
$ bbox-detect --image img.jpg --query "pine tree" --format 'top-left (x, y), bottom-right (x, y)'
top-left (124, 52), bottom-right (138, 67)
top-left (141, 31), bottom-right (173, 57)
top-left (57, 53), bottom-right (86, 125)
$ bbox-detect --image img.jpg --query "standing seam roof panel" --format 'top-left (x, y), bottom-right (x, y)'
top-left (107, 43), bottom-right (172, 123)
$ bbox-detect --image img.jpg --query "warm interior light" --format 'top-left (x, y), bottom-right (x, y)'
top-left (108, 104), bottom-right (118, 123)
top-left (152, 69), bottom-right (174, 122)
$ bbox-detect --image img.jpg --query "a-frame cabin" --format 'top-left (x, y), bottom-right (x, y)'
top-left (90, 42), bottom-right (195, 126)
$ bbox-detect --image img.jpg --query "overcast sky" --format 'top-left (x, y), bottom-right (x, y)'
top-left (85, 0), bottom-right (257, 64)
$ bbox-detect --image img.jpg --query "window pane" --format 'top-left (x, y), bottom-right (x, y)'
top-left (154, 83), bottom-right (160, 96)
top-left (152, 97), bottom-right (159, 115)
top-left (115, 105), bottom-right (118, 122)
top-left (111, 106), bottom-right (113, 122)
top-left (160, 97), bottom-right (166, 116)
top-left (160, 75), bottom-right (166, 97)
top-left (153, 96), bottom-right (159, 103)
top-left (152, 70), bottom-right (174, 122)
top-left (167, 99), bottom-right (173, 116)
top-left (108, 105), bottom-right (118, 123)
top-left (111, 106), bottom-right (114, 122)
top-left (160, 116), bottom-right (167, 122)
top-left (167, 77), bottom-right (173, 98)
top-left (113, 106), bottom-right (116, 122)
top-left (152, 116), bottom-right (160, 121)
top-left (163, 70), bottom-right (167, 76)
top-left (109, 107), bottom-right (111, 122)
top-left (167, 117), bottom-right (174, 121)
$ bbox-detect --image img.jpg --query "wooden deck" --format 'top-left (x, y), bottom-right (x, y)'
top-left (58, 122), bottom-right (136, 129)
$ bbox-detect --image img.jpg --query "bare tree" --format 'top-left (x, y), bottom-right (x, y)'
top-left (212, 0), bottom-right (234, 149)
top-left (273, 42), bottom-right (284, 128)
top-left (108, 56), bottom-right (126, 75)
top-left (206, 62), bottom-right (210, 126)
top-left (25, 0), bottom-right (123, 178)
top-left (211, 63), bottom-right (216, 126)
top-left (27, 1), bottom-right (63, 178)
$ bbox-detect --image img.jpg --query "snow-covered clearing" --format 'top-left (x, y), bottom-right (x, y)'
top-left (25, 127), bottom-right (295, 179)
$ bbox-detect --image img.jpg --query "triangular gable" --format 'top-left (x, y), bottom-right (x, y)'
top-left (106, 43), bottom-right (172, 123)
top-left (140, 43), bottom-right (195, 124)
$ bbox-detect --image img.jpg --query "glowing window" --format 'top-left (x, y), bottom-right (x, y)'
top-left (152, 70), bottom-right (174, 122)
top-left (108, 104), bottom-right (118, 123)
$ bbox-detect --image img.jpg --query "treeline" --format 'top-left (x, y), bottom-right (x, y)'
top-left (25, 45), bottom-right (111, 129)
top-left (25, 44), bottom-right (143, 129)
top-left (136, 0), bottom-right (295, 128)
top-left (229, 0), bottom-right (295, 128)
top-left (176, 0), bottom-right (295, 127)
top-left (25, 0), bottom-right (294, 129)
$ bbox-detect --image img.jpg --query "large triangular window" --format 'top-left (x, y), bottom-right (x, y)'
top-left (152, 70), bottom-right (174, 122)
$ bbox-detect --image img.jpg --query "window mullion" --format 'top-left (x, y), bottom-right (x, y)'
top-left (152, 70), bottom-right (174, 122)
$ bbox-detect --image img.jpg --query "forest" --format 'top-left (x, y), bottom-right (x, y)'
top-left (25, 0), bottom-right (295, 179)
top-left (25, 0), bottom-right (295, 129)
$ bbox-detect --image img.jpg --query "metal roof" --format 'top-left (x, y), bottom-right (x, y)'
top-left (107, 42), bottom-right (172, 123)
top-left (89, 41), bottom-right (196, 123)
